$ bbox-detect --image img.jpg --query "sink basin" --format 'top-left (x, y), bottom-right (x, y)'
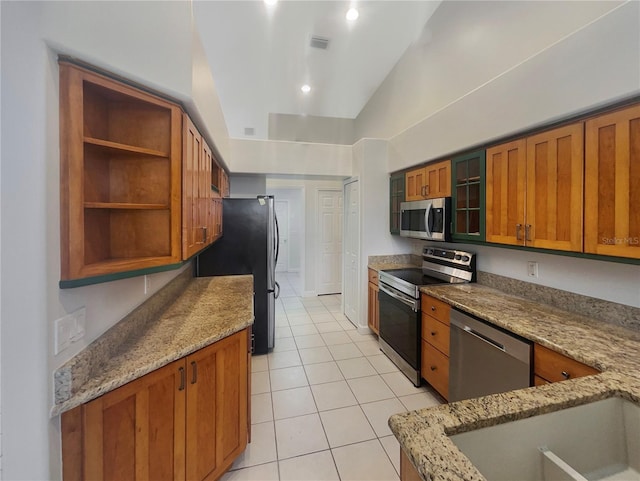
top-left (449, 397), bottom-right (640, 481)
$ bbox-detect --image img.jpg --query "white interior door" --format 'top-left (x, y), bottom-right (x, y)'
top-left (317, 190), bottom-right (343, 295)
top-left (275, 200), bottom-right (289, 272)
top-left (343, 180), bottom-right (360, 324)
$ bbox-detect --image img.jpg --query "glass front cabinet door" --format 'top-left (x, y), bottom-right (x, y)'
top-left (452, 150), bottom-right (486, 242)
top-left (389, 173), bottom-right (405, 235)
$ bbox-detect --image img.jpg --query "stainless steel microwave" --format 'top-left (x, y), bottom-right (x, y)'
top-left (399, 198), bottom-right (451, 241)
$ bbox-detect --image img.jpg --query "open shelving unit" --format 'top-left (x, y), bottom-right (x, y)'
top-left (60, 62), bottom-right (182, 281)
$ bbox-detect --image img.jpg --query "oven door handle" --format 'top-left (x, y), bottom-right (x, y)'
top-left (379, 283), bottom-right (419, 312)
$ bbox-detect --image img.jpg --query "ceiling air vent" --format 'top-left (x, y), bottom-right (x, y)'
top-left (244, 127), bottom-right (255, 136)
top-left (310, 36), bottom-right (330, 50)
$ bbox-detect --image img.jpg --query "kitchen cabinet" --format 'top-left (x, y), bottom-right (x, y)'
top-left (183, 115), bottom-right (224, 260)
top-left (405, 160), bottom-right (451, 201)
top-left (59, 62), bottom-right (183, 281)
top-left (451, 150), bottom-right (486, 241)
top-left (400, 450), bottom-right (422, 481)
top-left (534, 343), bottom-right (599, 384)
top-left (585, 104), bottom-right (640, 259)
top-left (367, 268), bottom-right (379, 335)
top-left (420, 294), bottom-right (449, 400)
top-left (61, 328), bottom-right (249, 481)
top-left (389, 173), bottom-right (405, 234)
top-left (486, 123), bottom-right (584, 252)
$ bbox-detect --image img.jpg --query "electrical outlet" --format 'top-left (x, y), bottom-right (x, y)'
top-left (71, 307), bottom-right (86, 341)
top-left (54, 314), bottom-right (75, 355)
top-left (527, 261), bottom-right (538, 278)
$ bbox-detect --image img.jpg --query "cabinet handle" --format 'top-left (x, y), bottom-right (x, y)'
top-left (525, 224), bottom-right (532, 242)
top-left (431, 331), bottom-right (436, 336)
top-left (178, 367), bottom-right (185, 391)
top-left (425, 185), bottom-right (429, 197)
top-left (202, 227), bottom-right (207, 243)
top-left (430, 366), bottom-right (437, 371)
top-left (561, 371), bottom-right (570, 379)
top-left (191, 361), bottom-right (198, 384)
top-left (431, 306), bottom-right (436, 312)
top-left (516, 224), bottom-right (522, 241)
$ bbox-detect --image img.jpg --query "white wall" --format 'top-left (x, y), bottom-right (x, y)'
top-left (268, 113), bottom-right (355, 145)
top-left (230, 138), bottom-right (352, 177)
top-left (229, 174), bottom-right (268, 198)
top-left (266, 188), bottom-right (304, 272)
top-left (352, 139), bottom-right (409, 328)
top-left (266, 178), bottom-right (346, 295)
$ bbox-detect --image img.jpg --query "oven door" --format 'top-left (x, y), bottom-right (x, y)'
top-left (378, 283), bottom-right (421, 384)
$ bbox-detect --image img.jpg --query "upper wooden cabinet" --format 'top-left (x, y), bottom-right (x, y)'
top-left (585, 104), bottom-right (640, 259)
top-left (452, 150), bottom-right (486, 241)
top-left (405, 160), bottom-right (451, 201)
top-left (59, 62), bottom-right (183, 281)
top-left (389, 173), bottom-right (405, 234)
top-left (486, 123), bottom-right (584, 252)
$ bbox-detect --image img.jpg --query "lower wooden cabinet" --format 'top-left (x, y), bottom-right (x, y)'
top-left (420, 294), bottom-right (450, 400)
top-left (61, 328), bottom-right (249, 481)
top-left (533, 343), bottom-right (599, 383)
top-left (367, 268), bottom-right (379, 335)
top-left (400, 449), bottom-right (423, 481)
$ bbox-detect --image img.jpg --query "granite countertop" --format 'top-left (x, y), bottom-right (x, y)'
top-left (390, 283), bottom-right (640, 481)
top-left (51, 274), bottom-right (254, 417)
top-left (369, 262), bottom-right (418, 272)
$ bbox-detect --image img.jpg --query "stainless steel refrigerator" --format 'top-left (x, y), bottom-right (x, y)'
top-left (195, 196), bottom-right (279, 354)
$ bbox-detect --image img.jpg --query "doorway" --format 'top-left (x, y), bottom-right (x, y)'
top-left (343, 179), bottom-right (360, 324)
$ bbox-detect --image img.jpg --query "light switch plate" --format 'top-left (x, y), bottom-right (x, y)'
top-left (71, 307), bottom-right (86, 341)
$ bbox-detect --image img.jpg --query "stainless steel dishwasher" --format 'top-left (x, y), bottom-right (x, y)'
top-left (449, 308), bottom-right (532, 402)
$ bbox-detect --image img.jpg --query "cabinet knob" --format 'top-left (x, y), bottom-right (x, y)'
top-left (561, 371), bottom-right (570, 379)
top-left (431, 331), bottom-right (436, 336)
top-left (431, 306), bottom-right (436, 311)
top-left (178, 367), bottom-right (185, 391)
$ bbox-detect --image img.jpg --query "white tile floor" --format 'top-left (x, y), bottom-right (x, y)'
top-left (222, 273), bottom-right (443, 481)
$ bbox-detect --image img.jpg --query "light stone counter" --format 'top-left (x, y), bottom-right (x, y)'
top-left (390, 283), bottom-right (640, 481)
top-left (52, 274), bottom-right (254, 417)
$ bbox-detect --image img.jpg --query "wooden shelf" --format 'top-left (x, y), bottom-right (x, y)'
top-left (84, 202), bottom-right (168, 210)
top-left (84, 137), bottom-right (168, 157)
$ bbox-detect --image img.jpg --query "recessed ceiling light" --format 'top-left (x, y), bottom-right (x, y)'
top-left (301, 84), bottom-right (311, 94)
top-left (264, 0), bottom-right (277, 6)
top-left (346, 8), bottom-right (359, 21)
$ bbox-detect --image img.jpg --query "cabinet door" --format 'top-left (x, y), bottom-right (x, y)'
top-left (389, 173), bottom-right (405, 234)
top-left (186, 329), bottom-right (248, 481)
top-left (585, 104), bottom-right (640, 258)
top-left (425, 160), bottom-right (451, 198)
top-left (526, 123), bottom-right (584, 252)
top-left (183, 115), bottom-right (204, 259)
top-left (405, 167), bottom-right (427, 201)
top-left (76, 360), bottom-right (186, 481)
top-left (202, 139), bottom-right (215, 245)
top-left (367, 281), bottom-right (379, 335)
top-left (452, 150), bottom-right (485, 241)
top-left (485, 139), bottom-right (527, 245)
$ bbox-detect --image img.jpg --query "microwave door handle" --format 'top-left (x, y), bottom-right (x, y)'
top-left (425, 203), bottom-right (432, 238)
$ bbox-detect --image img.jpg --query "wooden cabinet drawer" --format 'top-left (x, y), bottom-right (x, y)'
top-left (368, 268), bottom-right (379, 286)
top-left (421, 313), bottom-right (450, 356)
top-left (421, 341), bottom-right (449, 400)
top-left (534, 375), bottom-right (550, 386)
top-left (421, 294), bottom-right (450, 325)
top-left (534, 344), bottom-right (599, 383)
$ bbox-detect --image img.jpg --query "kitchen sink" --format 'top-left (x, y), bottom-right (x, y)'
top-left (449, 397), bottom-right (639, 481)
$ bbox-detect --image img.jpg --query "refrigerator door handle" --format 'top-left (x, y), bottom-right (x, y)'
top-left (274, 212), bottom-right (280, 266)
top-left (274, 281), bottom-right (280, 299)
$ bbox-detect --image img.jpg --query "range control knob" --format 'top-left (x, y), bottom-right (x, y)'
top-left (454, 254), bottom-right (461, 260)
top-left (461, 255), bottom-right (470, 262)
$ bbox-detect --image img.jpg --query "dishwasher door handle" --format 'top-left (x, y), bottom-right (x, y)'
top-left (462, 325), bottom-right (506, 352)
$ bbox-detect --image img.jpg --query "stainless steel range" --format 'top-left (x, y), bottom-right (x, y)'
top-left (378, 247), bottom-right (476, 386)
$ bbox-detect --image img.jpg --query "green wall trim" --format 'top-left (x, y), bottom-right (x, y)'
top-left (465, 241), bottom-right (640, 266)
top-left (59, 262), bottom-right (188, 289)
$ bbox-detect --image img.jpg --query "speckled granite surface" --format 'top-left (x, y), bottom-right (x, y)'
top-left (390, 283), bottom-right (640, 481)
top-left (51, 274), bottom-right (254, 417)
top-left (368, 254), bottom-right (421, 273)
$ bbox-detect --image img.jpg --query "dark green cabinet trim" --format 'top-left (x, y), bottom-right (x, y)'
top-left (389, 173), bottom-right (405, 235)
top-left (451, 150), bottom-right (486, 242)
top-left (59, 262), bottom-right (187, 289)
